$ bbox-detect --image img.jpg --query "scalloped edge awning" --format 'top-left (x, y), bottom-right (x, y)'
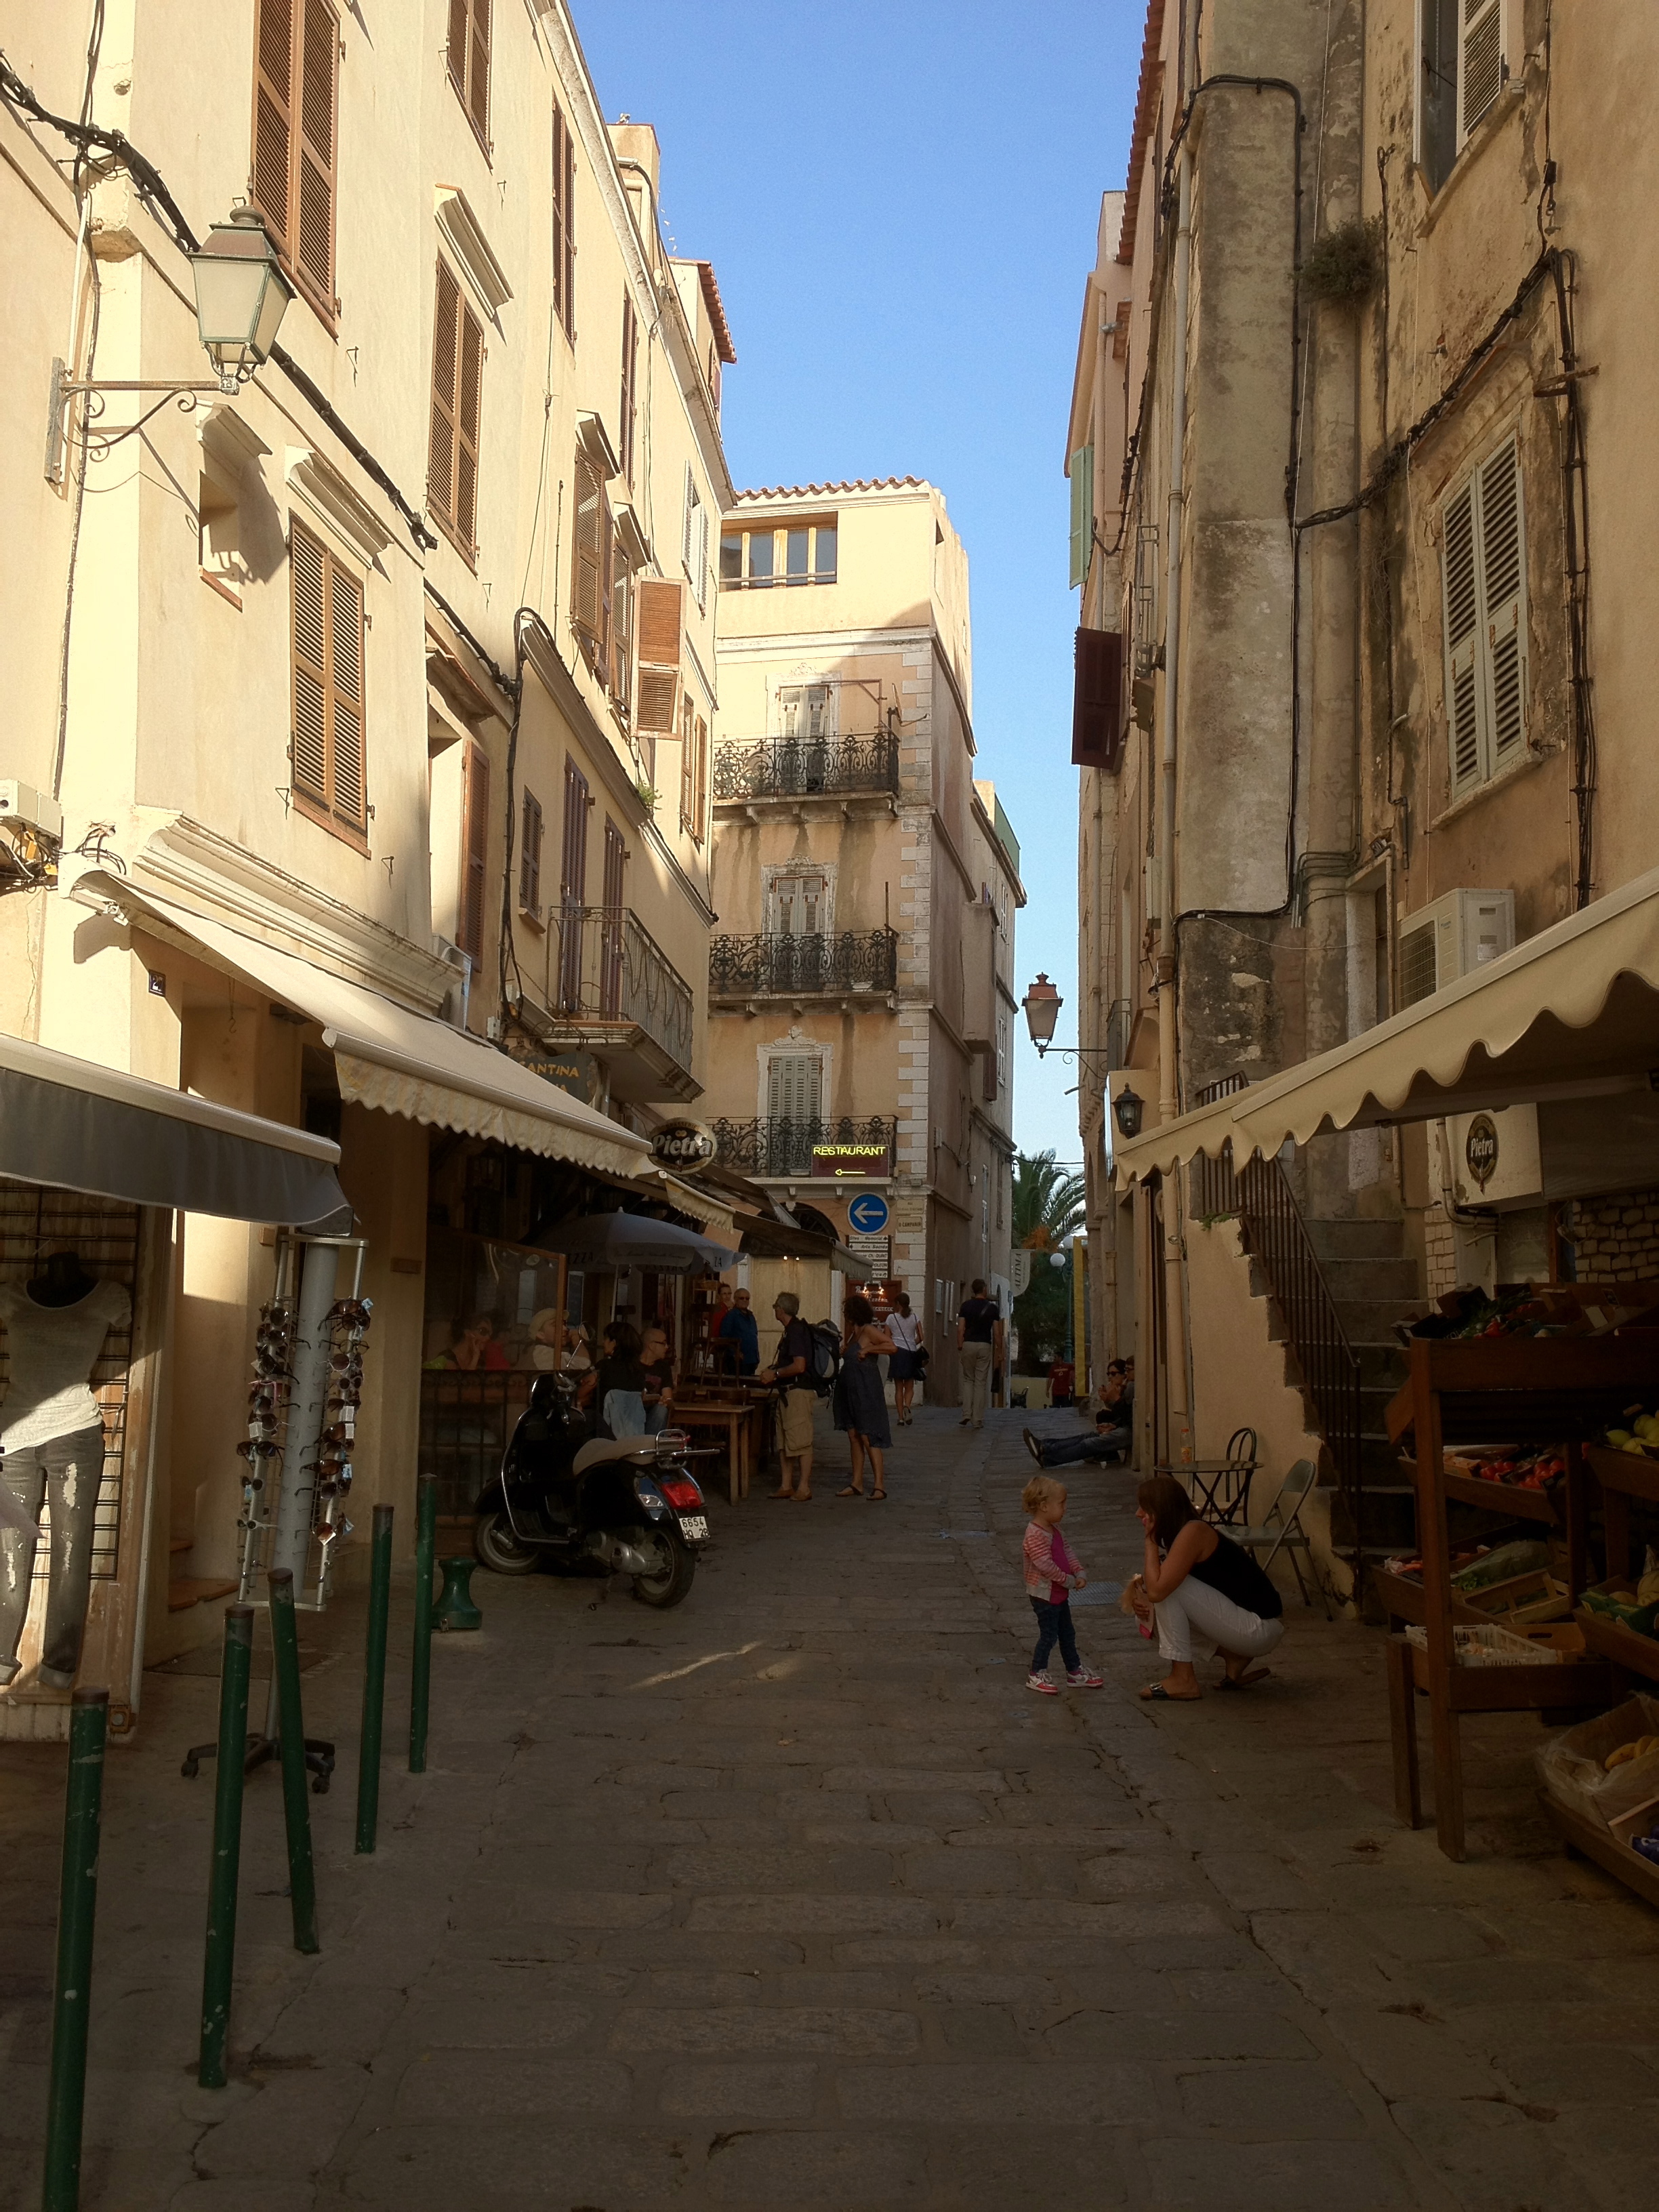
top-left (1113, 861), bottom-right (1659, 1187)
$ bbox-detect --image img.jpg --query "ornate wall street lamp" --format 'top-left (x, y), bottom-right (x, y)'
top-left (46, 206), bottom-right (292, 483)
top-left (1021, 972), bottom-right (1120, 1077)
top-left (1111, 1084), bottom-right (1144, 1141)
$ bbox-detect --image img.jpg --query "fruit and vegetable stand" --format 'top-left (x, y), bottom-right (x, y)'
top-left (1377, 1337), bottom-right (1659, 1862)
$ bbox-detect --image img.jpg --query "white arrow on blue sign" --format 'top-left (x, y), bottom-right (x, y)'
top-left (846, 1191), bottom-right (890, 1237)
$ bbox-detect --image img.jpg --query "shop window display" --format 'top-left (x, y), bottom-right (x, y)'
top-left (419, 1226), bottom-right (567, 1517)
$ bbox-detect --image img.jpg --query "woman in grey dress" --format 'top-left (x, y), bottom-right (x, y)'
top-left (834, 1294), bottom-right (896, 1499)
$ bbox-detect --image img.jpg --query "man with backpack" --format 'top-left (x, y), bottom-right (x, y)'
top-left (758, 1291), bottom-right (821, 1501)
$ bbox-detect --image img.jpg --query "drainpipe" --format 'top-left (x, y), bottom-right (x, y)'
top-left (1156, 142), bottom-right (1195, 1456)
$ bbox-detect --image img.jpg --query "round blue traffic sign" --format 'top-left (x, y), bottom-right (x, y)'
top-left (846, 1191), bottom-right (890, 1237)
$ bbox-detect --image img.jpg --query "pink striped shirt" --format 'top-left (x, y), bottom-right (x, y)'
top-left (1024, 1520), bottom-right (1082, 1603)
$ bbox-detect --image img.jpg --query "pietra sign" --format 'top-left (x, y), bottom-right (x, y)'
top-left (650, 1118), bottom-right (718, 1172)
top-left (1465, 1112), bottom-right (1500, 1191)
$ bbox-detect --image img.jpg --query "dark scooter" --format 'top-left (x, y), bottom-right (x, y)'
top-left (474, 1372), bottom-right (710, 1607)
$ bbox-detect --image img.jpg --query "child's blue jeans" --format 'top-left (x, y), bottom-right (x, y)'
top-left (1030, 1595), bottom-right (1080, 1674)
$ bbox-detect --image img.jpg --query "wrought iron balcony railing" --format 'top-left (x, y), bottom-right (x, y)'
top-left (540, 903), bottom-right (695, 1076)
top-left (713, 734), bottom-right (900, 802)
top-left (711, 1115), bottom-right (898, 1179)
top-left (709, 928), bottom-right (898, 1000)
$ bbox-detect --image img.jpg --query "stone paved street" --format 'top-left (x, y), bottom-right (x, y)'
top-left (4, 1404), bottom-right (1659, 2209)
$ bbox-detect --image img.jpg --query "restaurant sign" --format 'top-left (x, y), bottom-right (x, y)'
top-left (810, 1139), bottom-right (893, 1178)
top-left (650, 1118), bottom-right (718, 1172)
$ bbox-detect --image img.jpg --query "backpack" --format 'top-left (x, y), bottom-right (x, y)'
top-left (806, 1320), bottom-right (842, 1397)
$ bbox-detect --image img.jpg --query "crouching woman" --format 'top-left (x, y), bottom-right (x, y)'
top-left (1129, 1474), bottom-right (1284, 1702)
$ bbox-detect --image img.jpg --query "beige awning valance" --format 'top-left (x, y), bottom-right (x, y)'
top-left (1114, 862), bottom-right (1659, 1188)
top-left (97, 883), bottom-right (653, 1182)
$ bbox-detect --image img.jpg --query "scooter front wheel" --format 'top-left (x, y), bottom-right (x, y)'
top-left (630, 1530), bottom-right (697, 1609)
top-left (474, 1510), bottom-right (543, 1576)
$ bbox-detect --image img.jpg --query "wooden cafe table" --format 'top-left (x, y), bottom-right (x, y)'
top-left (674, 1389), bottom-right (768, 1504)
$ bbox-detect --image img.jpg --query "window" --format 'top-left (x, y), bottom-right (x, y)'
top-left (459, 740), bottom-right (489, 963)
top-left (519, 789), bottom-right (544, 918)
top-left (556, 756), bottom-right (590, 1010)
top-left (778, 683), bottom-right (833, 741)
top-left (682, 468), bottom-right (708, 607)
top-left (571, 448), bottom-right (613, 674)
top-left (1441, 437), bottom-right (1526, 796)
top-left (446, 0), bottom-right (491, 152)
top-left (289, 518), bottom-right (366, 842)
top-left (768, 870), bottom-right (829, 937)
top-left (600, 818), bottom-right (626, 1014)
top-left (551, 102), bottom-right (575, 340)
top-left (636, 579), bottom-right (682, 741)
top-left (250, 0), bottom-right (339, 323)
top-left (428, 261), bottom-right (484, 558)
top-left (720, 518), bottom-right (836, 588)
top-left (693, 714), bottom-right (709, 845)
top-left (1417, 0), bottom-right (1509, 190)
top-left (619, 294), bottom-right (639, 487)
top-left (610, 548), bottom-right (633, 724)
top-left (766, 1052), bottom-right (823, 1125)
top-left (678, 695), bottom-right (695, 832)
top-left (1068, 445), bottom-right (1094, 590)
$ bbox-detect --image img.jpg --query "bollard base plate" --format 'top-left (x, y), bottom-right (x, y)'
top-left (181, 1731), bottom-right (335, 1793)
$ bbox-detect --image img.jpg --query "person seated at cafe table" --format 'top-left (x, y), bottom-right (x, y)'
top-left (640, 1325), bottom-right (677, 1433)
top-left (576, 1320), bottom-right (648, 1437)
top-left (426, 1310), bottom-right (511, 1372)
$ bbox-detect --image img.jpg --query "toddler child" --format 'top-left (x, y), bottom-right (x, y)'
top-left (1022, 1475), bottom-right (1103, 1694)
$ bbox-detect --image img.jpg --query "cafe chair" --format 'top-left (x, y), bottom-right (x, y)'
top-left (1232, 1457), bottom-right (1330, 1618)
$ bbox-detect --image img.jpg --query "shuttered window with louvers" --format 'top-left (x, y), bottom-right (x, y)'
top-left (520, 790), bottom-right (544, 918)
top-left (447, 0), bottom-right (491, 151)
top-left (766, 1054), bottom-right (823, 1125)
top-left (289, 518), bottom-right (367, 841)
top-left (678, 695), bottom-right (695, 832)
top-left (429, 262), bottom-right (484, 558)
top-left (636, 579), bottom-right (682, 736)
top-left (1068, 445), bottom-right (1094, 590)
top-left (552, 104), bottom-right (576, 340)
top-left (459, 741), bottom-right (489, 964)
top-left (1441, 436), bottom-right (1527, 797)
top-left (1458, 0), bottom-right (1504, 147)
top-left (571, 451), bottom-right (611, 670)
top-left (693, 714), bottom-right (709, 844)
top-left (250, 0), bottom-right (338, 324)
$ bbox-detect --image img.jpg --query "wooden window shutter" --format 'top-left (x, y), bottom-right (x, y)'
top-left (634, 579), bottom-right (682, 733)
top-left (429, 261), bottom-right (460, 529)
top-left (1071, 626), bottom-right (1124, 770)
top-left (552, 104), bottom-right (575, 338)
top-left (455, 296), bottom-right (483, 549)
top-left (295, 0), bottom-right (337, 309)
top-left (460, 741), bottom-right (490, 962)
top-left (1068, 445), bottom-right (1094, 590)
top-left (693, 714), bottom-right (709, 842)
top-left (468, 0), bottom-right (491, 144)
top-left (1441, 478), bottom-right (1483, 792)
top-left (1458, 0), bottom-right (1504, 146)
top-left (289, 518), bottom-right (366, 836)
top-left (572, 451), bottom-right (605, 660)
top-left (678, 695), bottom-right (695, 830)
top-left (1478, 441), bottom-right (1526, 766)
top-left (682, 466), bottom-right (696, 577)
top-left (982, 1045), bottom-right (998, 1103)
top-left (560, 757), bottom-right (589, 901)
top-left (520, 789), bottom-right (543, 915)
top-left (768, 1053), bottom-right (822, 1124)
top-left (619, 295), bottom-right (638, 486)
top-left (610, 558), bottom-right (632, 716)
top-left (603, 817), bottom-right (626, 910)
top-left (251, 0), bottom-right (294, 253)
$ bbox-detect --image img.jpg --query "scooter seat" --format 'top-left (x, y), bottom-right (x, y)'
top-left (572, 1434), bottom-right (661, 1476)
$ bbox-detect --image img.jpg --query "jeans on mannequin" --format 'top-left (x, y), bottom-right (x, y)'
top-left (0, 1422), bottom-right (106, 1689)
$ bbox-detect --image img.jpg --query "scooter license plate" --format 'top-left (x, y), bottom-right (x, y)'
top-left (677, 1513), bottom-right (710, 1543)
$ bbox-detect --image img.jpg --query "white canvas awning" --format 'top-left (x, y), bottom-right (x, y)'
top-left (1114, 862), bottom-right (1659, 1187)
top-left (97, 882), bottom-right (652, 1182)
top-left (0, 1028), bottom-right (348, 1226)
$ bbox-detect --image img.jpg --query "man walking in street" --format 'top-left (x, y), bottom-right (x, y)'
top-left (758, 1290), bottom-right (817, 1500)
top-left (956, 1278), bottom-right (1002, 1431)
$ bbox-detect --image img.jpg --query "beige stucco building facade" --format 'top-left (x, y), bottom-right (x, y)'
top-left (708, 480), bottom-right (1024, 1392)
top-left (1069, 0), bottom-right (1659, 1594)
top-left (0, 0), bottom-right (739, 1721)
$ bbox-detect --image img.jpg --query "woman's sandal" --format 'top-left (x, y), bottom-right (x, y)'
top-left (869, 1488), bottom-right (888, 1500)
top-left (768, 1490), bottom-right (795, 1501)
top-left (1139, 1682), bottom-right (1202, 1702)
top-left (836, 1485), bottom-right (865, 1498)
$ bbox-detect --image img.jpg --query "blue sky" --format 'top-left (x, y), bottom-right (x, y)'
top-left (576, 2), bottom-right (1144, 1164)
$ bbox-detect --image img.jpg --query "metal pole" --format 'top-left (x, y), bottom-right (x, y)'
top-left (355, 1503), bottom-right (394, 1853)
top-left (409, 1473), bottom-right (437, 1774)
top-left (42, 1687), bottom-right (107, 2212)
top-left (266, 1570), bottom-right (319, 1954)
top-left (199, 1605), bottom-right (253, 2089)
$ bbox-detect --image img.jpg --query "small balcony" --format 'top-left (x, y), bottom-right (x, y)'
top-left (711, 1115), bottom-right (898, 1181)
top-left (521, 904), bottom-right (697, 1103)
top-left (713, 734), bottom-right (900, 804)
top-left (709, 928), bottom-right (899, 1004)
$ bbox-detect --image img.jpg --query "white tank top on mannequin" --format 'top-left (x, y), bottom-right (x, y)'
top-left (0, 1282), bottom-right (129, 1451)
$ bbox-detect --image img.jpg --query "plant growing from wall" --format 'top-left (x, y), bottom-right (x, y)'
top-left (1300, 216), bottom-right (1383, 308)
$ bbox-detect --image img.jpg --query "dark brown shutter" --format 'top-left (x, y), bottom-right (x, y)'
top-left (619, 295), bottom-right (638, 486)
top-left (560, 758), bottom-right (589, 900)
top-left (1071, 626), bottom-right (1124, 770)
top-left (635, 579), bottom-right (681, 732)
top-left (519, 790), bottom-right (542, 915)
top-left (328, 560), bottom-right (365, 830)
top-left (455, 298), bottom-right (483, 548)
top-left (295, 0), bottom-right (337, 309)
top-left (572, 452), bottom-right (604, 657)
top-left (291, 522), bottom-right (329, 806)
top-left (552, 104), bottom-right (575, 337)
top-left (429, 261), bottom-right (459, 526)
top-left (251, 0), bottom-right (294, 252)
top-left (461, 741), bottom-right (489, 962)
top-left (603, 817), bottom-right (626, 910)
top-left (468, 0), bottom-right (491, 144)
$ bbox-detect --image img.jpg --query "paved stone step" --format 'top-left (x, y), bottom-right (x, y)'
top-left (1316, 1255), bottom-right (1420, 1300)
top-left (1332, 1296), bottom-right (1426, 1344)
top-left (1304, 1217), bottom-right (1410, 1260)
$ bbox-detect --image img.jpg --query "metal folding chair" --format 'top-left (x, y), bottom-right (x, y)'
top-left (1233, 1456), bottom-right (1331, 1618)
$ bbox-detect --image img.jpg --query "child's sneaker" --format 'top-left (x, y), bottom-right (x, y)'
top-left (1066, 1664), bottom-right (1104, 1689)
top-left (1026, 1671), bottom-right (1060, 1695)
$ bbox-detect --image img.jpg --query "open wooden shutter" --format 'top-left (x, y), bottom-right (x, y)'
top-left (572, 452), bottom-right (605, 661)
top-left (635, 579), bottom-right (682, 734)
top-left (455, 296), bottom-right (483, 549)
top-left (328, 560), bottom-right (365, 830)
top-left (295, 0), bottom-right (337, 310)
top-left (693, 714), bottom-right (709, 841)
top-left (251, 0), bottom-right (294, 253)
top-left (678, 696), bottom-right (695, 830)
top-left (291, 522), bottom-right (329, 807)
top-left (695, 504), bottom-right (710, 608)
top-left (1458, 0), bottom-right (1505, 146)
top-left (460, 741), bottom-right (489, 962)
top-left (1068, 445), bottom-right (1094, 590)
top-left (1071, 626), bottom-right (1124, 770)
top-left (619, 295), bottom-right (638, 486)
top-left (603, 817), bottom-right (626, 910)
top-left (468, 0), bottom-right (491, 143)
top-left (1478, 441), bottom-right (1526, 769)
top-left (520, 790), bottom-right (543, 916)
top-left (609, 558), bottom-right (632, 716)
top-left (552, 104), bottom-right (575, 338)
top-left (1441, 478), bottom-right (1483, 793)
top-left (429, 262), bottom-right (460, 529)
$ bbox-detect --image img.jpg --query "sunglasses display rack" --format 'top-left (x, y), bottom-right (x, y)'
top-left (308, 1294), bottom-right (372, 1608)
top-left (235, 1237), bottom-right (300, 1603)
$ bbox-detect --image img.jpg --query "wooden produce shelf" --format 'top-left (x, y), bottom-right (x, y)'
top-left (1574, 1607), bottom-right (1659, 1686)
top-left (1540, 1791), bottom-right (1659, 1912)
top-left (1442, 1471), bottom-right (1560, 1523)
top-left (1585, 1441), bottom-right (1659, 1507)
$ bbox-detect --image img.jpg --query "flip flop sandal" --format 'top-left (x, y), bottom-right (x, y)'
top-left (869, 1489), bottom-right (888, 1500)
top-left (1139, 1683), bottom-right (1202, 1702)
top-left (768, 1491), bottom-right (795, 1500)
top-left (836, 1486), bottom-right (865, 1498)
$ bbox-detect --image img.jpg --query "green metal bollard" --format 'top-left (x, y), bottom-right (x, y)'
top-left (409, 1474), bottom-right (438, 1774)
top-left (199, 1605), bottom-right (253, 2089)
top-left (266, 1570), bottom-right (319, 1954)
top-left (354, 1503), bottom-right (394, 1855)
top-left (432, 1555), bottom-right (483, 1633)
top-left (42, 1687), bottom-right (108, 2212)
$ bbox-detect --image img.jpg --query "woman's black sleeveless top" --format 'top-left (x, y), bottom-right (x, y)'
top-left (1189, 1530), bottom-right (1284, 1620)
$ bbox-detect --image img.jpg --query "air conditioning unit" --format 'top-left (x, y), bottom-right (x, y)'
top-left (1397, 888), bottom-right (1515, 1009)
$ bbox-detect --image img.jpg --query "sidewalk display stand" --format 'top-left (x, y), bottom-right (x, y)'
top-left (1378, 1338), bottom-right (1659, 1860)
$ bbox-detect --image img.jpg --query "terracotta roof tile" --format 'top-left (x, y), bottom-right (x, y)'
top-left (733, 476), bottom-right (930, 502)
